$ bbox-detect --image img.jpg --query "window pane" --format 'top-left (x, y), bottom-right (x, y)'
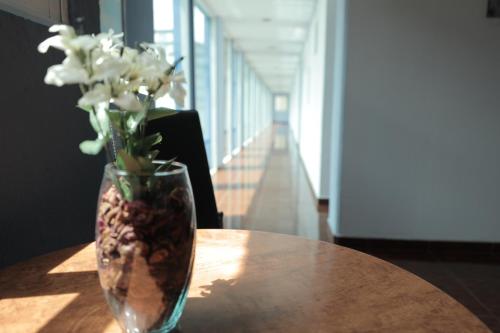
top-left (194, 6), bottom-right (205, 44)
top-left (100, 0), bottom-right (123, 33)
top-left (194, 5), bottom-right (212, 166)
top-left (231, 50), bottom-right (240, 151)
top-left (153, 0), bottom-right (180, 108)
top-left (274, 95), bottom-right (289, 112)
top-left (121, 0), bottom-right (192, 108)
top-left (153, 0), bottom-right (174, 30)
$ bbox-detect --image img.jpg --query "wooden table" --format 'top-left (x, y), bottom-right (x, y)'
top-left (0, 230), bottom-right (490, 332)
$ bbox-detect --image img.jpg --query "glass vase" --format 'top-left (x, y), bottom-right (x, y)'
top-left (95, 161), bottom-right (196, 333)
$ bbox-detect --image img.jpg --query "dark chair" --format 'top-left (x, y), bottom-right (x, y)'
top-left (148, 110), bottom-right (223, 229)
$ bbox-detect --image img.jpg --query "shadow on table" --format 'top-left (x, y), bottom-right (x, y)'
top-left (173, 279), bottom-right (240, 332)
top-left (0, 232), bottom-right (264, 333)
top-left (176, 230), bottom-right (322, 333)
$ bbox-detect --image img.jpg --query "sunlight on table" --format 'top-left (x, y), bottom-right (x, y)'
top-left (189, 231), bottom-right (249, 298)
top-left (48, 244), bottom-right (96, 274)
top-left (0, 293), bottom-right (79, 333)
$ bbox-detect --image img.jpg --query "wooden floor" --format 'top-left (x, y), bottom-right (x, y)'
top-left (212, 124), bottom-right (331, 242)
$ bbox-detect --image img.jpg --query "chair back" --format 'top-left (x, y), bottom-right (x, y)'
top-left (148, 110), bottom-right (222, 229)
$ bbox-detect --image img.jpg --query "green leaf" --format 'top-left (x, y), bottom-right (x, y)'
top-left (143, 132), bottom-right (162, 149)
top-left (156, 157), bottom-right (177, 172)
top-left (108, 111), bottom-right (131, 139)
top-left (126, 111), bottom-right (145, 133)
top-left (116, 149), bottom-right (142, 173)
top-left (108, 110), bottom-right (145, 135)
top-left (81, 106), bottom-right (108, 137)
top-left (118, 177), bottom-right (133, 201)
top-left (107, 110), bottom-right (122, 128)
top-left (89, 110), bottom-right (100, 133)
top-left (77, 105), bottom-right (92, 113)
top-left (149, 149), bottom-right (160, 160)
top-left (79, 139), bottom-right (105, 155)
top-left (147, 108), bottom-right (177, 121)
top-left (137, 156), bottom-right (155, 173)
top-left (96, 107), bottom-right (110, 137)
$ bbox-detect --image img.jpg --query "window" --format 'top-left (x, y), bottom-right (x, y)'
top-left (153, 0), bottom-right (175, 62)
top-left (274, 95), bottom-right (289, 112)
top-left (193, 6), bottom-right (205, 44)
top-left (223, 38), bottom-right (232, 159)
top-left (111, 1), bottom-right (274, 167)
top-left (273, 94), bottom-right (289, 123)
top-left (231, 49), bottom-right (241, 152)
top-left (100, 0), bottom-right (122, 33)
top-left (193, 4), bottom-right (213, 165)
top-left (153, 0), bottom-right (184, 109)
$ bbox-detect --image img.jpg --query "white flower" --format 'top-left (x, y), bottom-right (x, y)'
top-left (49, 25), bottom-right (76, 36)
top-left (153, 83), bottom-right (170, 99)
top-left (138, 51), bottom-right (165, 77)
top-left (112, 92), bottom-right (143, 112)
top-left (91, 54), bottom-right (128, 82)
top-left (140, 43), bottom-right (168, 63)
top-left (122, 47), bottom-right (139, 62)
top-left (169, 82), bottom-right (186, 107)
top-left (120, 48), bottom-right (143, 89)
top-left (153, 72), bottom-right (185, 100)
top-left (78, 82), bottom-right (143, 112)
top-left (68, 35), bottom-right (99, 52)
top-left (171, 71), bottom-right (186, 84)
top-left (157, 71), bottom-right (186, 105)
top-left (38, 35), bottom-right (65, 53)
top-left (40, 26), bottom-right (187, 109)
top-left (38, 25), bottom-right (76, 53)
top-left (44, 55), bottom-right (89, 86)
top-left (78, 84), bottom-right (111, 107)
top-left (96, 30), bottom-right (124, 52)
top-left (134, 45), bottom-right (174, 94)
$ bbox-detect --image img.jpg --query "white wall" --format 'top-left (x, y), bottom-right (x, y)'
top-left (289, 0), bottom-right (335, 199)
top-left (333, 0), bottom-right (500, 242)
top-left (298, 0), bottom-right (325, 198)
top-left (327, 0), bottom-right (347, 237)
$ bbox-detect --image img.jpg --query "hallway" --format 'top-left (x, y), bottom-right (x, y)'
top-left (212, 124), bottom-right (331, 242)
top-left (212, 125), bottom-right (500, 332)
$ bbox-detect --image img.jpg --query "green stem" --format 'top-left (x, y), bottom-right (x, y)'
top-left (79, 84), bottom-right (115, 163)
top-left (119, 111), bottom-right (127, 153)
top-left (140, 95), bottom-right (153, 139)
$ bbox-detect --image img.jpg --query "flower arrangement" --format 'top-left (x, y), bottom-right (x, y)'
top-left (38, 25), bottom-right (186, 175)
top-left (39, 25), bottom-right (196, 332)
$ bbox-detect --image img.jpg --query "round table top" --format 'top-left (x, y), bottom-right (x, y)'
top-left (0, 229), bottom-right (490, 333)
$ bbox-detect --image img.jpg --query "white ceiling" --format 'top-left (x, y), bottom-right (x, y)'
top-left (201, 0), bottom-right (317, 93)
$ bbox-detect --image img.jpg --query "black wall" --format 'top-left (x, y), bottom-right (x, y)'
top-left (0, 8), bottom-right (103, 268)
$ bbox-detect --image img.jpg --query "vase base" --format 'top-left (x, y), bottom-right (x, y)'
top-left (150, 281), bottom-right (190, 333)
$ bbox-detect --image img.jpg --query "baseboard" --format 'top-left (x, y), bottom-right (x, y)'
top-left (292, 139), bottom-right (330, 213)
top-left (333, 236), bottom-right (500, 257)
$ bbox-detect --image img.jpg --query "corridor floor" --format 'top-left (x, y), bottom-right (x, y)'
top-left (212, 124), bottom-right (330, 242)
top-left (212, 124), bottom-right (500, 332)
